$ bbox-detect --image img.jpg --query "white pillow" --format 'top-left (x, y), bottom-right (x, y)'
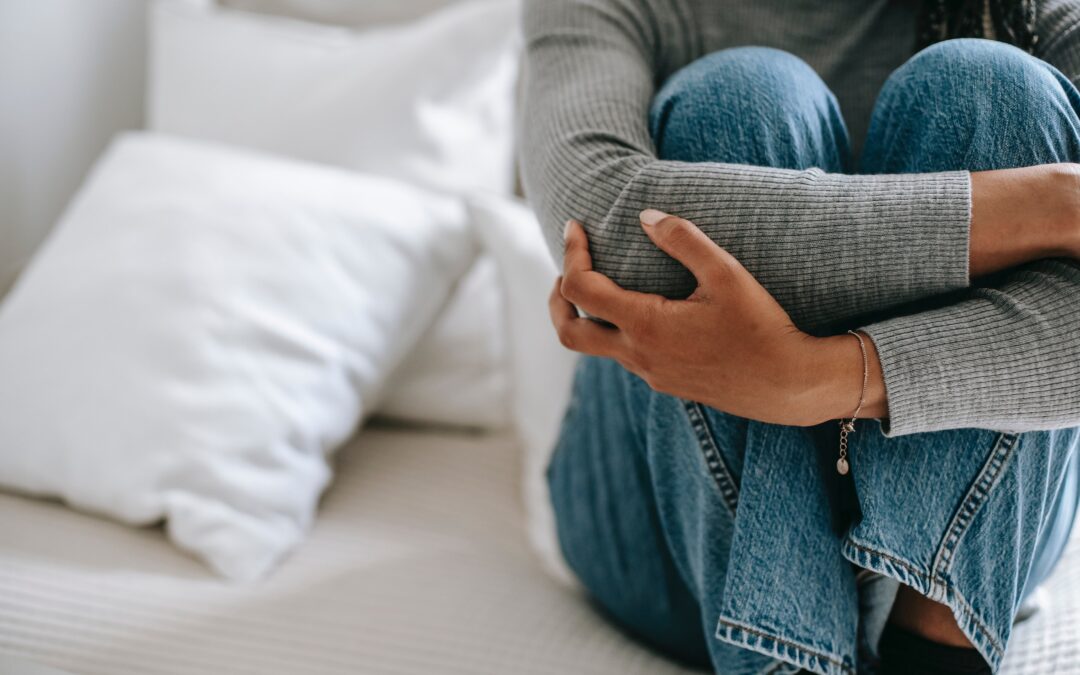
top-left (148, 0), bottom-right (520, 195)
top-left (0, 133), bottom-right (475, 581)
top-left (149, 0), bottom-right (518, 431)
top-left (378, 256), bottom-right (510, 429)
top-left (469, 194), bottom-right (579, 585)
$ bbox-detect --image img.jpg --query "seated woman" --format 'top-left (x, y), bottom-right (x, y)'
top-left (519, 0), bottom-right (1080, 673)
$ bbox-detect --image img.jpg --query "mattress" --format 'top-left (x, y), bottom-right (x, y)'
top-left (0, 424), bottom-right (1076, 674)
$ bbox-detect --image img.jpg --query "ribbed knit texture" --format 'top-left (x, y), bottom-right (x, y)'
top-left (519, 0), bottom-right (1080, 436)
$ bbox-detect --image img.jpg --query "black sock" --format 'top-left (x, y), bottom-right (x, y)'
top-left (878, 622), bottom-right (991, 675)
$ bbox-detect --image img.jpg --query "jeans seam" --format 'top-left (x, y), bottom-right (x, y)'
top-left (842, 538), bottom-right (1005, 665)
top-left (931, 432), bottom-right (1019, 577)
top-left (715, 616), bottom-right (854, 675)
top-left (683, 400), bottom-right (740, 516)
top-left (950, 586), bottom-right (1002, 660)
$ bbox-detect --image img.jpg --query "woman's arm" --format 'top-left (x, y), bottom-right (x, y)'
top-left (549, 181), bottom-right (1080, 433)
top-left (970, 166), bottom-right (1080, 277)
top-left (551, 209), bottom-right (1080, 434)
top-left (528, 0), bottom-right (1080, 434)
top-left (851, 6), bottom-right (1080, 434)
top-left (520, 0), bottom-right (1074, 333)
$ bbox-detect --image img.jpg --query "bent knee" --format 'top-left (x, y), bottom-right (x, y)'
top-left (867, 39), bottom-right (1080, 171)
top-left (884, 38), bottom-right (1072, 111)
top-left (657, 47), bottom-right (823, 100)
top-left (651, 47), bottom-right (832, 133)
top-left (649, 47), bottom-right (847, 169)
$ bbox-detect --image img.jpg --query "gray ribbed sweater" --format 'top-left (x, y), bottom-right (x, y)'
top-left (519, 0), bottom-right (1080, 436)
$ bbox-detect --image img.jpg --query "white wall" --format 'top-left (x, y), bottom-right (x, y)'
top-left (0, 0), bottom-right (148, 296)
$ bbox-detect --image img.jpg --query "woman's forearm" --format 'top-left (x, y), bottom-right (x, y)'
top-left (522, 0), bottom-right (984, 333)
top-left (969, 163), bottom-right (1080, 278)
top-left (803, 163), bottom-right (1080, 428)
top-left (797, 333), bottom-right (889, 423)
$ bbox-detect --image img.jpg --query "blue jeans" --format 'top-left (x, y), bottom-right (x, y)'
top-left (548, 40), bottom-right (1080, 675)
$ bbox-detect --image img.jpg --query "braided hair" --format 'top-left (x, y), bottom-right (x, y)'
top-left (916, 0), bottom-right (1038, 53)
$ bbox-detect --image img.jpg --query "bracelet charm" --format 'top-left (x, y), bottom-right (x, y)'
top-left (837, 421), bottom-right (853, 475)
top-left (837, 331), bottom-right (868, 476)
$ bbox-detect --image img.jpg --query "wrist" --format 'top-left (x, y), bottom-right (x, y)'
top-left (786, 332), bottom-right (887, 426)
top-left (1032, 163), bottom-right (1080, 259)
top-left (969, 164), bottom-right (1080, 277)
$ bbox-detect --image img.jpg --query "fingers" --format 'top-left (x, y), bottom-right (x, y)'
top-left (639, 209), bottom-right (736, 287)
top-left (561, 219), bottom-right (592, 274)
top-left (548, 277), bottom-right (624, 357)
top-left (561, 220), bottom-right (650, 323)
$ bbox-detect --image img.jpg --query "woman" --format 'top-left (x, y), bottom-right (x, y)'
top-left (519, 0), bottom-right (1080, 673)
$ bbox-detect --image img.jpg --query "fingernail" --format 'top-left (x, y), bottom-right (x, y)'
top-left (640, 209), bottom-right (669, 227)
top-left (563, 219), bottom-right (575, 242)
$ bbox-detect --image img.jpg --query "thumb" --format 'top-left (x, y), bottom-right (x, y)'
top-left (639, 209), bottom-right (734, 287)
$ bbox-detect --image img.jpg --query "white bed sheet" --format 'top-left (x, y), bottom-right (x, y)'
top-left (0, 426), bottom-right (693, 675)
top-left (0, 424), bottom-right (1076, 674)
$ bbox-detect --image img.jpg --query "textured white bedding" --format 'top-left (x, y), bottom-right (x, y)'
top-left (0, 426), bottom-right (693, 675)
top-left (0, 424), bottom-right (1075, 674)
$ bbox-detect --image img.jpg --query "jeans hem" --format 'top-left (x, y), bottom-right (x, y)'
top-left (840, 538), bottom-right (1004, 671)
top-left (714, 616), bottom-right (854, 675)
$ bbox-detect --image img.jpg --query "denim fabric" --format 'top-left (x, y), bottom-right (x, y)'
top-left (548, 40), bottom-right (1080, 675)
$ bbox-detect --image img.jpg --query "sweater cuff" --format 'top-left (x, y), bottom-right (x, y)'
top-left (859, 318), bottom-right (952, 438)
top-left (853, 168), bottom-right (972, 295)
top-left (859, 258), bottom-right (1080, 437)
top-left (785, 168), bottom-right (973, 331)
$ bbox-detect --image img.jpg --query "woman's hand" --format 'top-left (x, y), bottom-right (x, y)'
top-left (549, 210), bottom-right (887, 426)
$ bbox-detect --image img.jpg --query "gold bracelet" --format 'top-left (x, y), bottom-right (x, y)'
top-left (837, 330), bottom-right (868, 476)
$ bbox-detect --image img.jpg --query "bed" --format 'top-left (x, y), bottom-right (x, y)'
top-left (0, 423), bottom-right (1076, 674)
top-left (0, 425), bottom-right (698, 674)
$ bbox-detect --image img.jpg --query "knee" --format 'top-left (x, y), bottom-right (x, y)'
top-left (649, 47), bottom-right (848, 169)
top-left (652, 47), bottom-right (823, 108)
top-left (867, 39), bottom-right (1080, 171)
top-left (886, 38), bottom-right (1066, 107)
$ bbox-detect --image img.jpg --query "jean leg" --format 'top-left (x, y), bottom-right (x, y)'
top-left (850, 38), bottom-right (1080, 670)
top-left (862, 38), bottom-right (1080, 172)
top-left (650, 46), bottom-right (851, 172)
top-left (548, 357), bottom-right (713, 667)
top-left (549, 48), bottom-right (851, 675)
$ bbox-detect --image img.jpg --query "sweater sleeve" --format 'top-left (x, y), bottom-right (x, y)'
top-left (517, 0), bottom-right (973, 332)
top-left (1039, 0), bottom-right (1080, 86)
top-left (862, 260), bottom-right (1080, 436)
top-left (859, 0), bottom-right (1080, 436)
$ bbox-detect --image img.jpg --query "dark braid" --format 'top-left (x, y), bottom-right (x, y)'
top-left (916, 0), bottom-right (1038, 53)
